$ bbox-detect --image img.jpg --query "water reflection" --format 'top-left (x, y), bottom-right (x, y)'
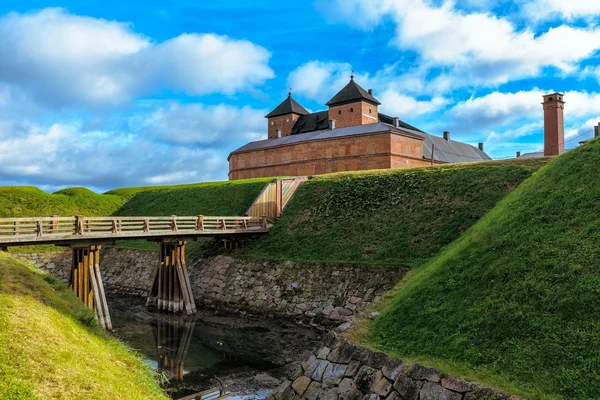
top-left (152, 317), bottom-right (196, 381)
top-left (108, 295), bottom-right (322, 399)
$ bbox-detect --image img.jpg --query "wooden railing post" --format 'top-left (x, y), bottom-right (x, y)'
top-left (143, 218), bottom-right (150, 232)
top-left (75, 215), bottom-right (84, 235)
top-left (196, 216), bottom-right (204, 231)
top-left (171, 215), bottom-right (178, 232)
top-left (262, 217), bottom-right (268, 230)
top-left (275, 179), bottom-right (283, 218)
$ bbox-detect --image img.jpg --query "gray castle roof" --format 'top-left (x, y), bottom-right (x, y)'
top-left (325, 77), bottom-right (381, 106)
top-left (265, 94), bottom-right (310, 118)
top-left (229, 121), bottom-right (490, 164)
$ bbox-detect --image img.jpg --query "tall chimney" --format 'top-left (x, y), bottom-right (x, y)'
top-left (443, 131), bottom-right (450, 141)
top-left (516, 151), bottom-right (521, 158)
top-left (542, 93), bottom-right (565, 156)
top-left (393, 117), bottom-right (400, 128)
top-left (478, 142), bottom-right (484, 151)
top-left (368, 89), bottom-right (373, 96)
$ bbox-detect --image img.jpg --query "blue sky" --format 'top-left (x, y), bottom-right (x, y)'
top-left (0, 0), bottom-right (599, 192)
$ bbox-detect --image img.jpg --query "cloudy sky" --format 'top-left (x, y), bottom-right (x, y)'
top-left (1, 1), bottom-right (599, 192)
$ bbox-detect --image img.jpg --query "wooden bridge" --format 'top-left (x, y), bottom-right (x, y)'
top-left (0, 215), bottom-right (269, 246)
top-left (0, 215), bottom-right (269, 330)
top-left (0, 177), bottom-right (308, 330)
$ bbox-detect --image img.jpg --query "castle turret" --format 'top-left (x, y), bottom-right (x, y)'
top-left (265, 92), bottom-right (309, 139)
top-left (325, 75), bottom-right (380, 129)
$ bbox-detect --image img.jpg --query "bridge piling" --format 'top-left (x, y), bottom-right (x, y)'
top-left (147, 241), bottom-right (196, 315)
top-left (70, 245), bottom-right (112, 330)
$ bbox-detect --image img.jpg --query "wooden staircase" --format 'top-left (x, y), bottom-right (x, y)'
top-left (245, 177), bottom-right (308, 221)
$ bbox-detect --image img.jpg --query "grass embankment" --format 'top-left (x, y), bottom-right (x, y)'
top-left (0, 253), bottom-right (166, 399)
top-left (0, 187), bottom-right (125, 218)
top-left (110, 178), bottom-right (272, 257)
top-left (245, 159), bottom-right (549, 266)
top-left (368, 140), bottom-right (600, 399)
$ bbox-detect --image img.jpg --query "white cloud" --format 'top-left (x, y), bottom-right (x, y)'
top-left (378, 89), bottom-right (448, 117)
top-left (326, 0), bottom-right (600, 87)
top-left (0, 99), bottom-right (267, 190)
top-left (0, 8), bottom-right (273, 108)
top-left (525, 0), bottom-right (600, 20)
top-left (144, 103), bottom-right (265, 146)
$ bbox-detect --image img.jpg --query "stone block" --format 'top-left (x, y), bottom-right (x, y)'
top-left (272, 379), bottom-right (291, 400)
top-left (441, 377), bottom-right (477, 393)
top-left (316, 346), bottom-right (331, 359)
top-left (354, 365), bottom-right (377, 393)
top-left (327, 341), bottom-right (356, 363)
top-left (386, 391), bottom-right (401, 400)
top-left (464, 388), bottom-right (509, 400)
top-left (408, 364), bottom-right (441, 383)
top-left (371, 376), bottom-right (393, 397)
top-left (345, 360), bottom-right (362, 378)
top-left (365, 351), bottom-right (388, 370)
top-left (291, 376), bottom-right (312, 396)
top-left (420, 382), bottom-right (462, 400)
top-left (322, 363), bottom-right (347, 387)
top-left (393, 375), bottom-right (420, 400)
top-left (303, 381), bottom-right (322, 400)
top-left (285, 363), bottom-right (304, 381)
top-left (320, 387), bottom-right (339, 400)
top-left (311, 359), bottom-right (330, 382)
top-left (381, 358), bottom-right (404, 381)
top-left (339, 389), bottom-right (364, 400)
top-left (280, 385), bottom-right (296, 400)
top-left (338, 378), bottom-right (356, 394)
top-left (302, 355), bottom-right (317, 372)
top-left (363, 394), bottom-right (380, 400)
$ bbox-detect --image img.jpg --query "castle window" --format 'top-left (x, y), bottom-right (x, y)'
top-left (350, 107), bottom-right (354, 112)
top-left (271, 121), bottom-right (274, 126)
top-left (338, 110), bottom-right (341, 115)
top-left (369, 109), bottom-right (372, 113)
top-left (549, 97), bottom-right (553, 101)
top-left (286, 119), bottom-right (289, 123)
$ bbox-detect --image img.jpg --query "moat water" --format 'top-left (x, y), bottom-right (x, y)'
top-left (108, 295), bottom-right (322, 399)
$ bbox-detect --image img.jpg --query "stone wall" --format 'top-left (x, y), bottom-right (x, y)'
top-left (189, 256), bottom-right (406, 325)
top-left (11, 248), bottom-right (157, 295)
top-left (12, 250), bottom-right (406, 325)
top-left (273, 334), bottom-right (517, 400)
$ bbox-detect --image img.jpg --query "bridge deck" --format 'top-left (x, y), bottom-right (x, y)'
top-left (0, 215), bottom-right (269, 246)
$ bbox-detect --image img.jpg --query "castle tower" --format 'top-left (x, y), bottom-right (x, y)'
top-left (265, 92), bottom-right (309, 139)
top-left (325, 75), bottom-right (380, 129)
top-left (542, 93), bottom-right (565, 156)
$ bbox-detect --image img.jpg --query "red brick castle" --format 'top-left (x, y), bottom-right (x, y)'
top-left (228, 76), bottom-right (490, 180)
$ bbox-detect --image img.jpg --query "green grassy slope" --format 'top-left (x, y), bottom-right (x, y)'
top-left (112, 178), bottom-right (272, 217)
top-left (0, 187), bottom-right (125, 217)
top-left (369, 140), bottom-right (600, 399)
top-left (246, 159), bottom-right (549, 266)
top-left (0, 253), bottom-right (166, 399)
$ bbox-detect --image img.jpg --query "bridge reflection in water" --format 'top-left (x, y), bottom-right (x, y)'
top-left (152, 317), bottom-right (197, 381)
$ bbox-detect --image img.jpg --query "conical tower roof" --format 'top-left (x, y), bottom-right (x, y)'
top-left (326, 76), bottom-right (381, 106)
top-left (265, 93), bottom-right (309, 118)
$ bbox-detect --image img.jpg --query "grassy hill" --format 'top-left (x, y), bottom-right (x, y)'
top-left (245, 159), bottom-right (549, 267)
top-left (111, 178), bottom-right (272, 217)
top-left (367, 140), bottom-right (600, 399)
top-left (0, 253), bottom-right (166, 399)
top-left (0, 187), bottom-right (125, 218)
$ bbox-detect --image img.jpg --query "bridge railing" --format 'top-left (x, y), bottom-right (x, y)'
top-left (0, 215), bottom-right (268, 242)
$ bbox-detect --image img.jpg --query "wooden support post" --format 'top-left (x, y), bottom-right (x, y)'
top-left (431, 143), bottom-right (435, 166)
top-left (147, 241), bottom-right (196, 315)
top-left (275, 179), bottom-right (282, 218)
top-left (70, 245), bottom-right (112, 330)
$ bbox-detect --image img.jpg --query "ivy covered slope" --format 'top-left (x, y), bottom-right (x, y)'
top-left (370, 140), bottom-right (600, 399)
top-left (0, 187), bottom-right (125, 217)
top-left (0, 253), bottom-right (166, 399)
top-left (247, 159), bottom-right (549, 266)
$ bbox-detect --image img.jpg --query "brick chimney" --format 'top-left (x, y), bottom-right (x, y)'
top-left (542, 93), bottom-right (565, 156)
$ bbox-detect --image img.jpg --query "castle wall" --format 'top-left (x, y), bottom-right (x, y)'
top-left (229, 131), bottom-right (429, 180)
